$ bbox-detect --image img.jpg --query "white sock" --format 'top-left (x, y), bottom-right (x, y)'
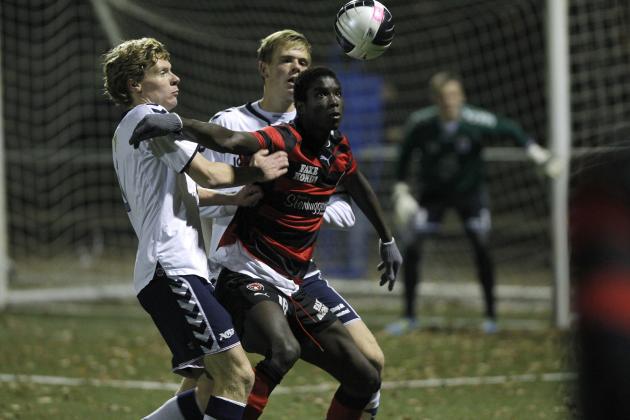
top-left (143, 396), bottom-right (186, 420)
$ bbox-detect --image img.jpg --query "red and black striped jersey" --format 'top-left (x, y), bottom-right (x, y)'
top-left (219, 122), bottom-right (358, 281)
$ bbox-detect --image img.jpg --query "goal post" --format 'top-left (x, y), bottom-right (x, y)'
top-left (547, 0), bottom-right (571, 329)
top-left (0, 4), bottom-right (7, 310)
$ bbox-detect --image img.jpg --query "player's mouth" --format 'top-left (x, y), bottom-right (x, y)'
top-left (329, 111), bottom-right (341, 121)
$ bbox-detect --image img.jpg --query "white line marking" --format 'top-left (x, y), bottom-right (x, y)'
top-left (0, 372), bottom-right (576, 393)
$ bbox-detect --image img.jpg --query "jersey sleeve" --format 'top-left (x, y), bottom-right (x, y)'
top-left (250, 125), bottom-right (289, 152)
top-left (464, 105), bottom-right (532, 147)
top-left (492, 116), bottom-right (532, 147)
top-left (322, 193), bottom-right (355, 229)
top-left (151, 134), bottom-right (198, 174)
top-left (132, 104), bottom-right (198, 173)
top-left (395, 111), bottom-right (427, 181)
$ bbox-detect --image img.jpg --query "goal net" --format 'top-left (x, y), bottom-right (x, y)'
top-left (1, 0), bottom-right (622, 319)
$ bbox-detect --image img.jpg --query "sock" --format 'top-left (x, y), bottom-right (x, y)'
top-left (326, 387), bottom-right (373, 420)
top-left (362, 389), bottom-right (380, 419)
top-left (143, 396), bottom-right (186, 420)
top-left (204, 396), bottom-right (245, 420)
top-left (177, 389), bottom-right (203, 420)
top-left (243, 360), bottom-right (285, 419)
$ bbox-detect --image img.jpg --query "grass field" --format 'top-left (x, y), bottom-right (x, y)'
top-left (0, 299), bottom-right (573, 419)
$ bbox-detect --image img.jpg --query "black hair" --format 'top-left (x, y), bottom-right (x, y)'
top-left (293, 66), bottom-right (340, 103)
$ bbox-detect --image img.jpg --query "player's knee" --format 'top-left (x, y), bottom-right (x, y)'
top-left (358, 364), bottom-right (381, 395)
top-left (203, 351), bottom-right (254, 397)
top-left (367, 345), bottom-right (385, 374)
top-left (271, 335), bottom-right (301, 372)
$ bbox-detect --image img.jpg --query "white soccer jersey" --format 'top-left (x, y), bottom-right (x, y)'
top-left (199, 100), bottom-right (296, 278)
top-left (113, 104), bottom-right (209, 294)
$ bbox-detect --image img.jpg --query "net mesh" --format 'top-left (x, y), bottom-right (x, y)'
top-left (1, 0), bottom-right (623, 309)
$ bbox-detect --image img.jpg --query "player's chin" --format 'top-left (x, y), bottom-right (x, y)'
top-left (329, 114), bottom-right (342, 129)
top-left (166, 97), bottom-right (178, 111)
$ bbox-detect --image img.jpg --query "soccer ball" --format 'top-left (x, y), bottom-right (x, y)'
top-left (334, 0), bottom-right (395, 60)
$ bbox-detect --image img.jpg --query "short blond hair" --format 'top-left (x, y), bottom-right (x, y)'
top-left (257, 29), bottom-right (312, 64)
top-left (429, 71), bottom-right (463, 97)
top-left (102, 37), bottom-right (171, 106)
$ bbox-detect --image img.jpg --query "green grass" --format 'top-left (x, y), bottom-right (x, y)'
top-left (0, 301), bottom-right (573, 419)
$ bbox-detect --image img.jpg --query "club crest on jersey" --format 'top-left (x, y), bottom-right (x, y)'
top-left (246, 282), bottom-right (265, 292)
top-left (293, 164), bottom-right (319, 183)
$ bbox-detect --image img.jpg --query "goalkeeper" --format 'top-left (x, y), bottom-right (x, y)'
top-left (387, 71), bottom-right (562, 335)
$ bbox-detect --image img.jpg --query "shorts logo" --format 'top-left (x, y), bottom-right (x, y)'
top-left (313, 299), bottom-right (329, 320)
top-left (246, 282), bottom-right (265, 292)
top-left (278, 295), bottom-right (289, 315)
top-left (219, 328), bottom-right (235, 341)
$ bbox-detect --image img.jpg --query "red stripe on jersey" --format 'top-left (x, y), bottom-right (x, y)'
top-left (222, 123), bottom-right (357, 280)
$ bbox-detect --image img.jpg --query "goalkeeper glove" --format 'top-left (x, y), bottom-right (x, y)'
top-left (129, 112), bottom-right (183, 148)
top-left (377, 238), bottom-right (403, 291)
top-left (392, 182), bottom-right (420, 229)
top-left (526, 143), bottom-right (564, 179)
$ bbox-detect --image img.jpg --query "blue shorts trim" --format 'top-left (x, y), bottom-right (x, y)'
top-left (301, 271), bottom-right (360, 325)
top-left (137, 269), bottom-right (240, 377)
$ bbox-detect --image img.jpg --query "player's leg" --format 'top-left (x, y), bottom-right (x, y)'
top-left (213, 268), bottom-right (301, 419)
top-left (138, 270), bottom-right (253, 420)
top-left (293, 299), bottom-right (380, 420)
top-left (459, 191), bottom-right (496, 333)
top-left (301, 272), bottom-right (384, 418)
top-left (386, 203), bottom-right (444, 335)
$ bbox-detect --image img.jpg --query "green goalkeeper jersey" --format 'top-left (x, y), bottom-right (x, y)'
top-left (395, 104), bottom-right (531, 199)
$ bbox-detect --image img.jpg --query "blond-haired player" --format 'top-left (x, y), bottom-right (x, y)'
top-left (104, 37), bottom-right (288, 420)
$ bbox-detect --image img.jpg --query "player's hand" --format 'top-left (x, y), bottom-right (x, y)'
top-left (392, 182), bottom-right (420, 229)
top-left (233, 184), bottom-right (263, 207)
top-left (250, 149), bottom-right (289, 181)
top-left (526, 143), bottom-right (564, 179)
top-left (129, 113), bottom-right (183, 148)
top-left (543, 156), bottom-right (564, 179)
top-left (377, 238), bottom-right (403, 291)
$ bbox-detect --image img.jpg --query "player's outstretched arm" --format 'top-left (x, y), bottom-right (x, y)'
top-left (342, 170), bottom-right (403, 291)
top-left (186, 149), bottom-right (288, 189)
top-left (198, 184), bottom-right (263, 208)
top-left (129, 112), bottom-right (261, 155)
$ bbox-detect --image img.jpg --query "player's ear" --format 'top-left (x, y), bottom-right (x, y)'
top-left (127, 79), bottom-right (141, 94)
top-left (258, 61), bottom-right (269, 79)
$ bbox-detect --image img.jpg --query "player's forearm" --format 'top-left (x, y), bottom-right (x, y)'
top-left (181, 117), bottom-right (254, 154)
top-left (344, 171), bottom-right (393, 242)
top-left (197, 187), bottom-right (240, 207)
top-left (196, 162), bottom-right (265, 189)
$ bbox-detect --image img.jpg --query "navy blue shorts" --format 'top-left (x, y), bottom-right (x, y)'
top-left (137, 265), bottom-right (240, 378)
top-left (301, 270), bottom-right (360, 325)
top-left (214, 268), bottom-right (338, 343)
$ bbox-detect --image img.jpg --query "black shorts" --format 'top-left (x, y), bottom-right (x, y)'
top-left (214, 268), bottom-right (337, 343)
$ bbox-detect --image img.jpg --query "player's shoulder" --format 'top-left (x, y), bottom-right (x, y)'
top-left (129, 103), bottom-right (168, 118)
top-left (210, 104), bottom-right (245, 124)
top-left (460, 105), bottom-right (498, 127)
top-left (116, 103), bottom-right (168, 137)
top-left (210, 102), bottom-right (265, 130)
top-left (407, 106), bottom-right (438, 126)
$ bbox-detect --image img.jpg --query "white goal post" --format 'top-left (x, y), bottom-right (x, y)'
top-left (547, 0), bottom-right (571, 328)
